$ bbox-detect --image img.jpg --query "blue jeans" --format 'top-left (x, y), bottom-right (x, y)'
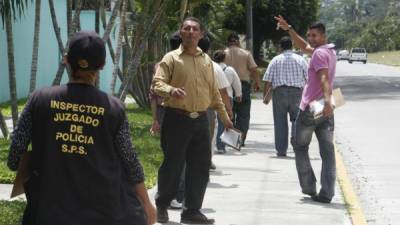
top-left (272, 86), bottom-right (302, 155)
top-left (292, 109), bottom-right (336, 200)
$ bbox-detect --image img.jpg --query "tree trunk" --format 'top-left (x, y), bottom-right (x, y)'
top-left (67, 0), bottom-right (72, 37)
top-left (29, 0), bottom-right (41, 94)
top-left (110, 0), bottom-right (127, 95)
top-left (5, 12), bottom-right (18, 128)
top-left (51, 0), bottom-right (82, 86)
top-left (102, 0), bottom-right (122, 43)
top-left (118, 0), bottom-right (170, 101)
top-left (0, 108), bottom-right (9, 138)
top-left (100, 0), bottom-right (125, 88)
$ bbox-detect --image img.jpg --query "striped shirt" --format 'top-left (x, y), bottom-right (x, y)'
top-left (263, 50), bottom-right (308, 88)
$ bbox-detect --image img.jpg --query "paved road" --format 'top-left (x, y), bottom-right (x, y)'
top-left (334, 61), bottom-right (400, 225)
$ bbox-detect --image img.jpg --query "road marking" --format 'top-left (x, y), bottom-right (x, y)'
top-left (335, 144), bottom-right (368, 225)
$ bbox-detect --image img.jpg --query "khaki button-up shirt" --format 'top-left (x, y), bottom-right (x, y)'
top-left (224, 46), bottom-right (258, 82)
top-left (153, 45), bottom-right (229, 123)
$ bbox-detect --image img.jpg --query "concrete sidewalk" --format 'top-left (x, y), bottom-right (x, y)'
top-left (152, 99), bottom-right (351, 225)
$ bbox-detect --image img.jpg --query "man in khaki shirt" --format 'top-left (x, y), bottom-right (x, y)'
top-left (224, 33), bottom-right (260, 145)
top-left (153, 17), bottom-right (233, 225)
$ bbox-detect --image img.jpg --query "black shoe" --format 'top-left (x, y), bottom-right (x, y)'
top-left (181, 210), bottom-right (215, 224)
top-left (302, 191), bottom-right (317, 197)
top-left (311, 194), bottom-right (332, 203)
top-left (210, 162), bottom-right (216, 170)
top-left (276, 153), bottom-right (287, 157)
top-left (157, 207), bottom-right (169, 223)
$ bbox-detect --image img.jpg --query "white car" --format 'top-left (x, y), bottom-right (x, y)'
top-left (337, 50), bottom-right (349, 60)
top-left (349, 48), bottom-right (367, 64)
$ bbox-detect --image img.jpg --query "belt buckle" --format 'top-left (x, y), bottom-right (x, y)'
top-left (189, 112), bottom-right (200, 119)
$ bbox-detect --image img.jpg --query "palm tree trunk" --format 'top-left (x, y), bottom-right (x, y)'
top-left (110, 0), bottom-right (127, 95)
top-left (118, 0), bottom-right (169, 101)
top-left (5, 12), bottom-right (18, 128)
top-left (29, 0), bottom-right (41, 94)
top-left (67, 0), bottom-right (72, 37)
top-left (100, 0), bottom-right (125, 86)
top-left (51, 0), bottom-right (82, 86)
top-left (0, 108), bottom-right (9, 138)
top-left (102, 0), bottom-right (122, 43)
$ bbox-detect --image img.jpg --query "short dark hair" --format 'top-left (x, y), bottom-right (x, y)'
top-left (213, 50), bottom-right (226, 63)
top-left (279, 36), bottom-right (292, 50)
top-left (180, 17), bottom-right (204, 31)
top-left (227, 33), bottom-right (240, 43)
top-left (169, 31), bottom-right (181, 50)
top-left (198, 33), bottom-right (211, 53)
top-left (308, 22), bottom-right (326, 34)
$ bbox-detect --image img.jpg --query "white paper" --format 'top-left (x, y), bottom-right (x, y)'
top-left (309, 88), bottom-right (345, 118)
top-left (220, 129), bottom-right (242, 150)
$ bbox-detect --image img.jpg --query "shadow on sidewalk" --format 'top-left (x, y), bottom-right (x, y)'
top-left (208, 182), bottom-right (239, 189)
top-left (298, 197), bottom-right (347, 210)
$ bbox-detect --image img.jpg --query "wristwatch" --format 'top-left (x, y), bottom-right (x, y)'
top-left (287, 25), bottom-right (293, 31)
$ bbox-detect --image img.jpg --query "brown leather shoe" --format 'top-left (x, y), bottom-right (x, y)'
top-left (181, 210), bottom-right (215, 224)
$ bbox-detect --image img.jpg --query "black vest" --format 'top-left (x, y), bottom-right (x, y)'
top-left (24, 83), bottom-right (146, 225)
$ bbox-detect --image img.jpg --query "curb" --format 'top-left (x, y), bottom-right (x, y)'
top-left (335, 143), bottom-right (368, 225)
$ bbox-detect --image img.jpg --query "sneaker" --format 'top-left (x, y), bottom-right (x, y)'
top-left (181, 210), bottom-right (215, 224)
top-left (157, 207), bottom-right (169, 223)
top-left (210, 162), bottom-right (217, 170)
top-left (169, 199), bottom-right (182, 209)
top-left (276, 153), bottom-right (287, 157)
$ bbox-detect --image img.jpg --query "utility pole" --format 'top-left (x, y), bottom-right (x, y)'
top-left (246, 0), bottom-right (253, 54)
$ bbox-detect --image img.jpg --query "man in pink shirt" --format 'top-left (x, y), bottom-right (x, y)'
top-left (275, 15), bottom-right (336, 203)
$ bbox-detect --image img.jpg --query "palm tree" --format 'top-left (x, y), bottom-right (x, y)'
top-left (118, 0), bottom-right (171, 101)
top-left (29, 0), bottom-right (41, 94)
top-left (110, 0), bottom-right (127, 95)
top-left (0, 0), bottom-right (30, 130)
top-left (0, 108), bottom-right (9, 138)
top-left (5, 10), bottom-right (18, 128)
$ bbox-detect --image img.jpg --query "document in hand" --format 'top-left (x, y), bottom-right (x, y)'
top-left (220, 128), bottom-right (243, 151)
top-left (309, 88), bottom-right (346, 118)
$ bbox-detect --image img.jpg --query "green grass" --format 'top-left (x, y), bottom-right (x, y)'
top-left (0, 139), bottom-right (14, 184)
top-left (125, 104), bottom-right (163, 189)
top-left (368, 51), bottom-right (400, 66)
top-left (0, 99), bottom-right (28, 117)
top-left (0, 200), bottom-right (26, 225)
top-left (0, 103), bottom-right (163, 224)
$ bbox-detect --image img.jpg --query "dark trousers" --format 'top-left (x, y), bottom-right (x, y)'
top-left (292, 109), bottom-right (336, 199)
top-left (272, 86), bottom-right (302, 155)
top-left (156, 106), bottom-right (185, 203)
top-left (155, 109), bottom-right (211, 210)
top-left (233, 81), bottom-right (252, 142)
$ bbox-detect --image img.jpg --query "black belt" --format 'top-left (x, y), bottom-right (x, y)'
top-left (277, 85), bottom-right (302, 89)
top-left (166, 107), bottom-right (207, 119)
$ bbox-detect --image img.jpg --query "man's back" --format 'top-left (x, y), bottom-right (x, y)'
top-left (264, 51), bottom-right (308, 88)
top-left (224, 46), bottom-right (257, 82)
top-left (24, 84), bottom-right (145, 225)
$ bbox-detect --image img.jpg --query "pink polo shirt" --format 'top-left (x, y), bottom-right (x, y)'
top-left (300, 44), bottom-right (336, 111)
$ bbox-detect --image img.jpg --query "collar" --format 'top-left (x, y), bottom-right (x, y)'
top-left (176, 44), bottom-right (204, 56)
top-left (316, 43), bottom-right (335, 49)
top-left (283, 50), bottom-right (294, 54)
top-left (219, 62), bottom-right (227, 67)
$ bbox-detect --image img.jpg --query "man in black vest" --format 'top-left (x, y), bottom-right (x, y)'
top-left (7, 31), bottom-right (156, 225)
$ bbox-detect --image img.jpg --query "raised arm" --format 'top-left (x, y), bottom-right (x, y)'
top-left (274, 15), bottom-right (314, 55)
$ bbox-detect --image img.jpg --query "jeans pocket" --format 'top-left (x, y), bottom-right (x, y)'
top-left (300, 111), bottom-right (315, 126)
